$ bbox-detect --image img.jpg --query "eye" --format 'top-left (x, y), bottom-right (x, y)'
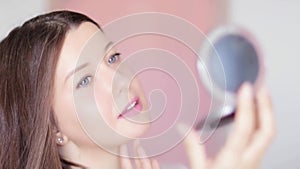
top-left (107, 52), bottom-right (120, 64)
top-left (77, 76), bottom-right (92, 89)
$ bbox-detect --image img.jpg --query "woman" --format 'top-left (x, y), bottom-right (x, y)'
top-left (0, 10), bottom-right (275, 169)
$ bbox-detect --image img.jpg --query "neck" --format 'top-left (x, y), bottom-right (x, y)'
top-left (59, 141), bottom-right (120, 169)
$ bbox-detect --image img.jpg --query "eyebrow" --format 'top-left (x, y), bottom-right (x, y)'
top-left (64, 41), bottom-right (114, 83)
top-left (64, 63), bottom-right (89, 83)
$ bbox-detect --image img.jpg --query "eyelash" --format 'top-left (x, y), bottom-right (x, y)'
top-left (107, 52), bottom-right (121, 64)
top-left (77, 76), bottom-right (92, 89)
top-left (76, 53), bottom-right (120, 89)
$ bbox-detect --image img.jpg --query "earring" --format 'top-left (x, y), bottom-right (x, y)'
top-left (57, 137), bottom-right (64, 144)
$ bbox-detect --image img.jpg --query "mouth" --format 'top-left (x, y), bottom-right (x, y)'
top-left (118, 96), bottom-right (142, 119)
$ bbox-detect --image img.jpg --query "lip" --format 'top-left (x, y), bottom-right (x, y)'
top-left (118, 96), bottom-right (143, 119)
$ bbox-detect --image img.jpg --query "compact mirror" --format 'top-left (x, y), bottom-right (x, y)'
top-left (197, 26), bottom-right (263, 125)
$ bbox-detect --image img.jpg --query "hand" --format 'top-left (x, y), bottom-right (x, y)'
top-left (119, 141), bottom-right (160, 169)
top-left (181, 83), bottom-right (276, 169)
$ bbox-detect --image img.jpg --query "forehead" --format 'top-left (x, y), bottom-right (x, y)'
top-left (56, 22), bottom-right (109, 82)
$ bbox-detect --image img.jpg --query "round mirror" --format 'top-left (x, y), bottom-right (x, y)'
top-left (197, 26), bottom-right (263, 120)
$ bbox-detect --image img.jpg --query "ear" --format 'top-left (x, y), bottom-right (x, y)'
top-left (55, 131), bottom-right (69, 146)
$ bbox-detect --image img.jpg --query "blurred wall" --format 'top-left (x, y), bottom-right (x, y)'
top-left (49, 0), bottom-right (226, 30)
top-left (228, 0), bottom-right (300, 168)
top-left (0, 0), bottom-right (46, 39)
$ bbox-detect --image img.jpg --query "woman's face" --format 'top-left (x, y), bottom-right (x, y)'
top-left (53, 22), bottom-right (150, 149)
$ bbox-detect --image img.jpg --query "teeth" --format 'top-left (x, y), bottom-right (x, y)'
top-left (126, 101), bottom-right (137, 110)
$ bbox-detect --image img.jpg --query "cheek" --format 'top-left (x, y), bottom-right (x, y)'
top-left (53, 91), bottom-right (93, 145)
top-left (94, 84), bottom-right (115, 127)
top-left (93, 66), bottom-right (117, 126)
top-left (54, 91), bottom-right (77, 128)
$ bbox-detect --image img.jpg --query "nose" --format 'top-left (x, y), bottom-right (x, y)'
top-left (111, 63), bottom-right (133, 97)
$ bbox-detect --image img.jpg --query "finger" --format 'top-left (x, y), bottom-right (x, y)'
top-left (119, 145), bottom-right (133, 169)
top-left (133, 140), bottom-right (142, 168)
top-left (243, 85), bottom-right (276, 160)
top-left (151, 159), bottom-right (161, 169)
top-left (214, 83), bottom-right (256, 168)
top-left (177, 124), bottom-right (207, 169)
top-left (134, 140), bottom-right (151, 169)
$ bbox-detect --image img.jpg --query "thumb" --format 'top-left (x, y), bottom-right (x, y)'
top-left (177, 123), bottom-right (207, 169)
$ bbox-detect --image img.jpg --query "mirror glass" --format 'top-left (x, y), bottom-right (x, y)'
top-left (197, 27), bottom-right (262, 128)
top-left (207, 33), bottom-right (259, 93)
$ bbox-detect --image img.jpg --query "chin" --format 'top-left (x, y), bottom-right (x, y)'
top-left (117, 122), bottom-right (150, 140)
top-left (90, 124), bottom-right (150, 149)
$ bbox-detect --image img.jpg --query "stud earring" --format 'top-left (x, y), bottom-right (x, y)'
top-left (57, 137), bottom-right (64, 144)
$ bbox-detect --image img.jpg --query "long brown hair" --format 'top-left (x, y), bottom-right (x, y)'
top-left (0, 10), bottom-right (99, 169)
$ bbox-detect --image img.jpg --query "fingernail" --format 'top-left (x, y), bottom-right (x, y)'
top-left (240, 82), bottom-right (253, 99)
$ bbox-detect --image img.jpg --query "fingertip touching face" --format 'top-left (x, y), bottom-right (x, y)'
top-left (53, 22), bottom-right (150, 149)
